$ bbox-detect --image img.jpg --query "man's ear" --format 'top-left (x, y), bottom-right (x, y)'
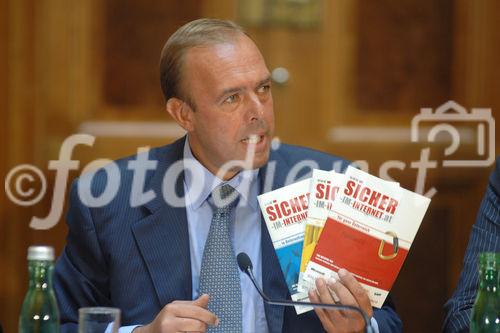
top-left (166, 97), bottom-right (194, 131)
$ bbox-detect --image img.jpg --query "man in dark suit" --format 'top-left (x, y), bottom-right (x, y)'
top-left (443, 156), bottom-right (500, 332)
top-left (54, 18), bottom-right (402, 332)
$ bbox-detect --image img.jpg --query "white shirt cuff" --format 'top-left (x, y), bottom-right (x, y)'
top-left (118, 325), bottom-right (142, 333)
top-left (370, 317), bottom-right (379, 333)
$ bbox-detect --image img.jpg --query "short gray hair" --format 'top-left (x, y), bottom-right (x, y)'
top-left (159, 18), bottom-right (247, 105)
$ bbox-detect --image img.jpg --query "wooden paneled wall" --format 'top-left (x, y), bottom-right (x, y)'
top-left (1, 1), bottom-right (499, 332)
top-left (0, 0), bottom-right (8, 329)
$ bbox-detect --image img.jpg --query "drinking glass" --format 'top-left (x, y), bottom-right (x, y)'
top-left (78, 307), bottom-right (120, 333)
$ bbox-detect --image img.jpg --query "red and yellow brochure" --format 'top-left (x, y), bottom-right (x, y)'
top-left (297, 169), bottom-right (342, 292)
top-left (303, 166), bottom-right (431, 308)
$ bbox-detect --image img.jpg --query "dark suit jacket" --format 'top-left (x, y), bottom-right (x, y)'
top-left (54, 137), bottom-right (402, 332)
top-left (443, 156), bottom-right (500, 333)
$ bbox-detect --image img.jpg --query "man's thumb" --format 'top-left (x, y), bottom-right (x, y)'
top-left (193, 293), bottom-right (210, 308)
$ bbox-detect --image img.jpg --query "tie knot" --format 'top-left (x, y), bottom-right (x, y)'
top-left (211, 184), bottom-right (239, 210)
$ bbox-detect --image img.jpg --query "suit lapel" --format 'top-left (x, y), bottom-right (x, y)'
top-left (131, 137), bottom-right (192, 306)
top-left (259, 150), bottom-right (290, 333)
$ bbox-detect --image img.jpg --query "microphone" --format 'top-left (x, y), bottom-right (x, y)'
top-left (236, 252), bottom-right (374, 333)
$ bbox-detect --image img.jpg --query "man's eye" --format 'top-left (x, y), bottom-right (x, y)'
top-left (257, 85), bottom-right (271, 94)
top-left (224, 94), bottom-right (239, 104)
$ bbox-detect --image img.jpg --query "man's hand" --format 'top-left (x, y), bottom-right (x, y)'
top-left (134, 294), bottom-right (219, 333)
top-left (308, 269), bottom-right (373, 333)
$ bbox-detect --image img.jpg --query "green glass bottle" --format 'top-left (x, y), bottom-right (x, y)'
top-left (19, 246), bottom-right (60, 333)
top-left (470, 252), bottom-right (499, 333)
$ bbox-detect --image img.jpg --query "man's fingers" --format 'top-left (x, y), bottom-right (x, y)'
top-left (192, 293), bottom-right (210, 308)
top-left (315, 278), bottom-right (336, 304)
top-left (309, 274), bottom-right (373, 333)
top-left (337, 269), bottom-right (373, 317)
top-left (327, 278), bottom-right (357, 308)
top-left (308, 289), bottom-right (336, 332)
top-left (313, 278), bottom-right (343, 323)
top-left (173, 317), bottom-right (208, 332)
top-left (166, 302), bottom-right (218, 327)
top-left (326, 275), bottom-right (363, 321)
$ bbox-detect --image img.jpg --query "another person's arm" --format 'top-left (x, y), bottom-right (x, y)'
top-left (443, 157), bottom-right (500, 333)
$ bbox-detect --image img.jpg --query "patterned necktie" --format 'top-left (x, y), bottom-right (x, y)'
top-left (199, 184), bottom-right (242, 332)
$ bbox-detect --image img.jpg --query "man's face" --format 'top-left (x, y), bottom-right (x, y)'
top-left (180, 35), bottom-right (275, 179)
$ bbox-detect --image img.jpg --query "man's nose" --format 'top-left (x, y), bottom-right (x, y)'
top-left (246, 93), bottom-right (265, 122)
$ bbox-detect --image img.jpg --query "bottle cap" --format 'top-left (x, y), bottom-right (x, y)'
top-left (479, 252), bottom-right (499, 270)
top-left (27, 246), bottom-right (55, 261)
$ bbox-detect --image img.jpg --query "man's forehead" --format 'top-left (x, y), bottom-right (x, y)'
top-left (183, 37), bottom-right (269, 88)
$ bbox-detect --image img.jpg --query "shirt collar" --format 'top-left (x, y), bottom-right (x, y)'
top-left (183, 136), bottom-right (259, 210)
